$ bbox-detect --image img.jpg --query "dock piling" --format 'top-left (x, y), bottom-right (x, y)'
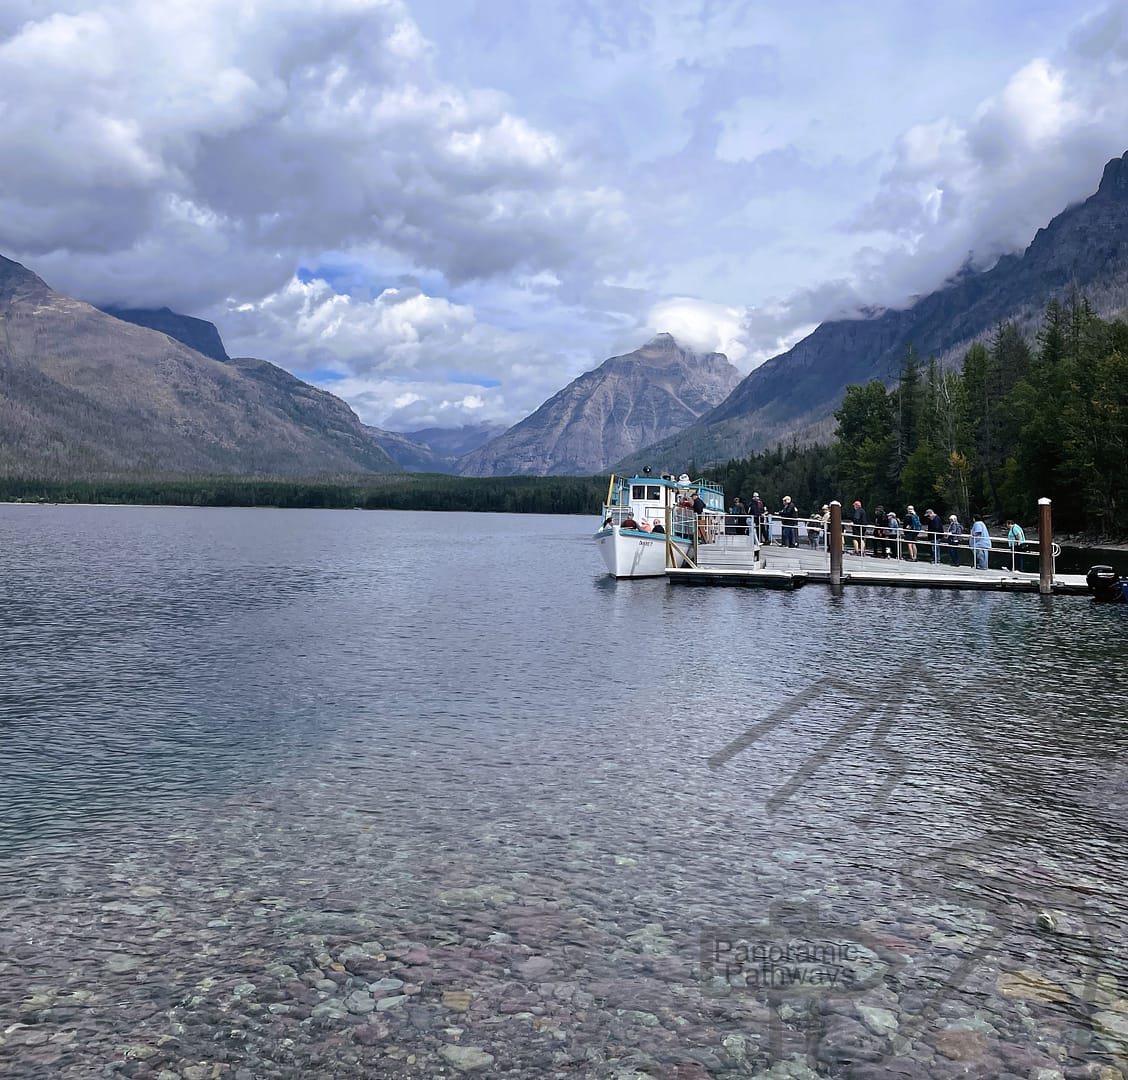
top-left (1038, 498), bottom-right (1053, 595)
top-left (829, 500), bottom-right (843, 585)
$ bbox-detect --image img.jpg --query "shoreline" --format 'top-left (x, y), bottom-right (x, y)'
top-left (4, 499), bottom-right (1127, 549)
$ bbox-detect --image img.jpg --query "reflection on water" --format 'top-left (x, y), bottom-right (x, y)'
top-left (1, 504), bottom-right (1126, 1078)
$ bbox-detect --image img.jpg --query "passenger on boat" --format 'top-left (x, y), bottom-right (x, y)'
top-left (638, 518), bottom-right (652, 532)
top-left (622, 514), bottom-right (640, 530)
top-left (650, 519), bottom-right (665, 534)
top-left (692, 493), bottom-right (708, 542)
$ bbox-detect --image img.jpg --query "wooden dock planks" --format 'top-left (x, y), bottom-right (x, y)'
top-left (670, 537), bottom-right (1089, 594)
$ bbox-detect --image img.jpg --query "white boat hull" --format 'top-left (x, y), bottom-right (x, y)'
top-left (595, 526), bottom-right (690, 578)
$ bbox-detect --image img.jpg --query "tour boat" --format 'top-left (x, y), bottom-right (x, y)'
top-left (595, 473), bottom-right (726, 578)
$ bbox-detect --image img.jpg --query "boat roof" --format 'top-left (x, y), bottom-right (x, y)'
top-left (623, 474), bottom-right (723, 493)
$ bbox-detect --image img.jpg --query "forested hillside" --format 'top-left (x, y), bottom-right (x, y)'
top-left (712, 298), bottom-right (1128, 536)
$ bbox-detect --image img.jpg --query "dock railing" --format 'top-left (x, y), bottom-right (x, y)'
top-left (707, 512), bottom-right (1060, 579)
top-left (843, 525), bottom-right (1058, 576)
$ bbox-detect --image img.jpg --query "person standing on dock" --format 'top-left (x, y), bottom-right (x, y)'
top-left (903, 506), bottom-right (921, 561)
top-left (749, 493), bottom-right (767, 544)
top-left (1006, 519), bottom-right (1026, 572)
top-left (924, 509), bottom-right (943, 563)
top-left (946, 514), bottom-right (964, 566)
top-left (779, 496), bottom-right (799, 547)
top-left (886, 509), bottom-right (901, 559)
top-left (809, 505), bottom-right (829, 548)
top-left (729, 496), bottom-right (747, 535)
top-left (873, 506), bottom-right (889, 558)
top-left (969, 515), bottom-right (991, 570)
top-left (850, 500), bottom-right (867, 555)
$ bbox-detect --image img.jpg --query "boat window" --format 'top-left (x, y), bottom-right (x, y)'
top-left (631, 485), bottom-right (646, 500)
top-left (647, 486), bottom-right (660, 500)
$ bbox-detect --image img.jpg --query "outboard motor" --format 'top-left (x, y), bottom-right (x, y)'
top-left (1086, 565), bottom-right (1127, 603)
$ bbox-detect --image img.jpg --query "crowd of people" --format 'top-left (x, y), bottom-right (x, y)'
top-left (723, 496), bottom-right (1032, 570)
top-left (609, 484), bottom-right (1033, 572)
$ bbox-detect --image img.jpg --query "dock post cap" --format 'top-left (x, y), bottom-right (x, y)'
top-left (829, 499), bottom-right (841, 506)
top-left (1038, 497), bottom-right (1052, 504)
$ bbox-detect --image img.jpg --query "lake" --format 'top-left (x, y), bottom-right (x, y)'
top-left (1, 504), bottom-right (1126, 1079)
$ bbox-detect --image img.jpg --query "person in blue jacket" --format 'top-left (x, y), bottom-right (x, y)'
top-left (885, 510), bottom-right (901, 559)
top-left (969, 514), bottom-right (991, 570)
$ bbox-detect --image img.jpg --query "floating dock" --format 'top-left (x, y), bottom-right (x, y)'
top-left (667, 498), bottom-right (1090, 595)
top-left (669, 537), bottom-right (1087, 593)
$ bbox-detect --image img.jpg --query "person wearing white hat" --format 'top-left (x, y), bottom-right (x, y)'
top-left (945, 514), bottom-right (964, 566)
top-left (779, 495), bottom-right (799, 548)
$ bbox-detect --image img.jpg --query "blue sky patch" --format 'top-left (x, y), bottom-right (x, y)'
top-left (447, 372), bottom-right (501, 388)
top-left (297, 366), bottom-right (345, 383)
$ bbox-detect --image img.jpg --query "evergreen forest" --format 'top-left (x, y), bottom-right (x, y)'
top-left (714, 298), bottom-right (1128, 536)
top-left (0, 472), bottom-right (605, 516)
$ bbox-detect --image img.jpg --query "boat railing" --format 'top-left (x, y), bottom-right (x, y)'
top-left (599, 505), bottom-right (634, 528)
top-left (600, 503), bottom-right (698, 542)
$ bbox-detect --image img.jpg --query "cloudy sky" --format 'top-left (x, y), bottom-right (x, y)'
top-left (3, 0), bottom-right (1128, 431)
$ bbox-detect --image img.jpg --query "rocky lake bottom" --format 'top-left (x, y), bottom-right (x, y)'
top-left (2, 506), bottom-right (1127, 1078)
top-left (2, 758), bottom-right (1127, 1080)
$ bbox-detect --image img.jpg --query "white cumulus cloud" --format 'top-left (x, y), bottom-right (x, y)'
top-left (3, 0), bottom-right (1128, 435)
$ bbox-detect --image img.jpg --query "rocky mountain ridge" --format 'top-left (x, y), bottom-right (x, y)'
top-left (457, 333), bottom-right (742, 476)
top-left (94, 303), bottom-right (503, 473)
top-left (618, 150), bottom-right (1128, 472)
top-left (0, 256), bottom-right (398, 476)
top-left (100, 306), bottom-right (231, 363)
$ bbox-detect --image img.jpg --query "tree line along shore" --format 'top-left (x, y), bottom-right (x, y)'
top-left (711, 297), bottom-right (1128, 542)
top-left (0, 472), bottom-right (606, 516)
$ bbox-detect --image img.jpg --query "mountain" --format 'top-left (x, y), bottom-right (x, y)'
top-left (0, 255), bottom-right (398, 476)
top-left (101, 306), bottom-right (231, 362)
top-left (618, 150), bottom-right (1128, 471)
top-left (367, 421), bottom-right (507, 472)
top-left (104, 304), bottom-right (507, 474)
top-left (456, 334), bottom-right (742, 476)
top-left (406, 423), bottom-right (507, 461)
